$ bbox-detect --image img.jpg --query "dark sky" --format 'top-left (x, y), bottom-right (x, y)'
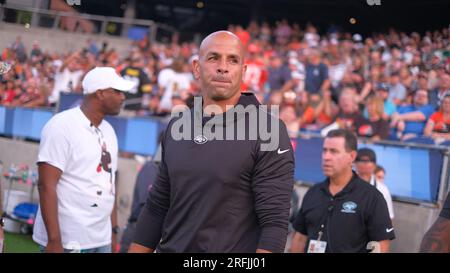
top-left (74, 0), bottom-right (449, 37)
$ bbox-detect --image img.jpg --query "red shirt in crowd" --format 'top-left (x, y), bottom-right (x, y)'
top-left (429, 111), bottom-right (450, 133)
top-left (2, 89), bottom-right (17, 103)
top-left (235, 30), bottom-right (251, 46)
top-left (242, 59), bottom-right (267, 93)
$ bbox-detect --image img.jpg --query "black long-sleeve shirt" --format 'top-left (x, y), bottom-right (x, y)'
top-left (133, 93), bottom-right (295, 252)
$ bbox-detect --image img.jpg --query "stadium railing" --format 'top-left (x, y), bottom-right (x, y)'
top-left (0, 3), bottom-right (176, 42)
top-left (1, 99), bottom-right (448, 206)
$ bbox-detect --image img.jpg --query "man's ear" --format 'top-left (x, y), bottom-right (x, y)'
top-left (241, 63), bottom-right (247, 81)
top-left (94, 90), bottom-right (104, 100)
top-left (192, 59), bottom-right (200, 80)
top-left (350, 150), bottom-right (357, 163)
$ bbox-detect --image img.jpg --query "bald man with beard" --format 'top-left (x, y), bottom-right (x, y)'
top-left (128, 31), bottom-right (294, 253)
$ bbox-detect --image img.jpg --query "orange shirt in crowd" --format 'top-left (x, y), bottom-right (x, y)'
top-left (429, 111), bottom-right (450, 133)
top-left (301, 106), bottom-right (333, 127)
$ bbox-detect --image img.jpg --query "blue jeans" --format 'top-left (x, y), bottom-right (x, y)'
top-left (39, 244), bottom-right (111, 253)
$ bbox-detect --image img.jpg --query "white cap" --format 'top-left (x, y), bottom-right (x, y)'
top-left (82, 67), bottom-right (136, 95)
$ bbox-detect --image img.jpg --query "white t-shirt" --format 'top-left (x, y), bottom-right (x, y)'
top-left (33, 107), bottom-right (118, 250)
top-left (158, 69), bottom-right (192, 110)
top-left (48, 67), bottom-right (83, 104)
top-left (329, 63), bottom-right (347, 89)
top-left (370, 175), bottom-right (395, 220)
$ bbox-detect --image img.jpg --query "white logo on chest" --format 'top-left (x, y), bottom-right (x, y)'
top-left (341, 201), bottom-right (357, 213)
top-left (194, 135), bottom-right (208, 144)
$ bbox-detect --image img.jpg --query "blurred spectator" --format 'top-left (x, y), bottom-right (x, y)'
top-left (429, 74), bottom-right (450, 109)
top-left (334, 88), bottom-right (365, 132)
top-left (274, 19), bottom-right (292, 45)
top-left (10, 78), bottom-right (49, 108)
top-left (303, 24), bottom-right (320, 47)
top-left (388, 72), bottom-right (407, 105)
top-left (242, 44), bottom-right (267, 94)
top-left (280, 103), bottom-right (300, 141)
top-left (304, 48), bottom-right (330, 94)
top-left (1, 81), bottom-right (18, 105)
top-left (50, 0), bottom-right (95, 33)
top-left (288, 51), bottom-right (305, 93)
top-left (355, 148), bottom-right (394, 220)
top-left (48, 52), bottom-right (84, 106)
top-left (30, 41), bottom-right (43, 61)
top-left (120, 55), bottom-right (152, 111)
top-left (234, 25), bottom-right (251, 46)
top-left (247, 21), bottom-right (260, 40)
top-left (259, 22), bottom-right (272, 43)
top-left (390, 89), bottom-right (435, 140)
top-left (86, 39), bottom-right (99, 57)
top-left (158, 58), bottom-right (192, 113)
top-left (411, 72), bottom-right (429, 94)
top-left (424, 94), bottom-right (450, 143)
top-left (267, 53), bottom-right (292, 92)
top-left (358, 96), bottom-right (390, 140)
top-left (11, 36), bottom-right (27, 63)
top-left (399, 67), bottom-right (413, 91)
top-left (380, 83), bottom-right (398, 117)
top-left (375, 165), bottom-right (386, 184)
top-left (363, 83), bottom-right (397, 120)
top-left (300, 91), bottom-right (337, 131)
top-left (328, 55), bottom-right (347, 97)
top-left (268, 91), bottom-right (283, 106)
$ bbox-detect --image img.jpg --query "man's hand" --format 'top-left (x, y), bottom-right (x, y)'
top-left (38, 163), bottom-right (63, 253)
top-left (112, 233), bottom-right (118, 253)
top-left (0, 227), bottom-right (4, 253)
top-left (322, 89), bottom-right (331, 101)
top-left (390, 113), bottom-right (400, 128)
top-left (45, 240), bottom-right (64, 253)
top-left (128, 243), bottom-right (154, 253)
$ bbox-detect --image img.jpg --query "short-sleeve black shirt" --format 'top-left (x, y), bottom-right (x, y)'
top-left (293, 172), bottom-right (395, 253)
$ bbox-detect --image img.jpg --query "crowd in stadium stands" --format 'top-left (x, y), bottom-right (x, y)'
top-left (0, 21), bottom-right (449, 144)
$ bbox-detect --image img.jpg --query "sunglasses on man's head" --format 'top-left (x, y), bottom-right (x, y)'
top-left (356, 158), bottom-right (374, 163)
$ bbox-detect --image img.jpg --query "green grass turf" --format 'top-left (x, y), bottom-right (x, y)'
top-left (3, 232), bottom-right (40, 253)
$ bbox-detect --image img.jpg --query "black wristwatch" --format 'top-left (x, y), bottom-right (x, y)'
top-left (112, 226), bottom-right (120, 234)
top-left (0, 217), bottom-right (4, 228)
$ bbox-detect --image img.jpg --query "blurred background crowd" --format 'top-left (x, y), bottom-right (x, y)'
top-left (1, 21), bottom-right (449, 144)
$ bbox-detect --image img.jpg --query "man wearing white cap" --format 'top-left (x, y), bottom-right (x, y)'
top-left (33, 67), bottom-right (136, 253)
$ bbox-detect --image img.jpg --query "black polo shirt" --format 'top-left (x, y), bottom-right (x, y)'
top-left (293, 172), bottom-right (395, 253)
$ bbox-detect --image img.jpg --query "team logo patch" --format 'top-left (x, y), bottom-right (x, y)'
top-left (341, 201), bottom-right (357, 213)
top-left (194, 135), bottom-right (208, 144)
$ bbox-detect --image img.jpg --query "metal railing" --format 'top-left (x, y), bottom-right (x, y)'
top-left (0, 3), bottom-right (176, 42)
top-left (294, 132), bottom-right (450, 206)
top-left (296, 131), bottom-right (450, 152)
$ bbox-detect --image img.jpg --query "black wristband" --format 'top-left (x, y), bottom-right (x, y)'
top-left (112, 226), bottom-right (120, 234)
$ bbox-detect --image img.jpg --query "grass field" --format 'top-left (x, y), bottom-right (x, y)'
top-left (3, 232), bottom-right (40, 253)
